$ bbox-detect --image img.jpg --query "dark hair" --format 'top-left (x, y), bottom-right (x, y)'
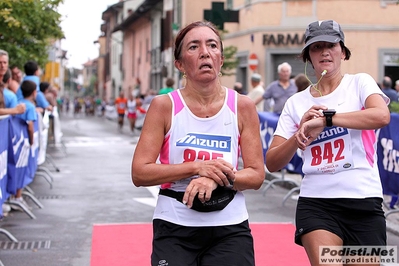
top-left (174, 20), bottom-right (223, 60)
top-left (382, 77), bottom-right (392, 88)
top-left (40, 81), bottom-right (50, 93)
top-left (300, 41), bottom-right (351, 64)
top-left (2, 68), bottom-right (11, 84)
top-left (294, 73), bottom-right (311, 92)
top-left (24, 61), bottom-right (39, 76)
top-left (165, 78), bottom-right (175, 87)
top-left (21, 80), bottom-right (36, 98)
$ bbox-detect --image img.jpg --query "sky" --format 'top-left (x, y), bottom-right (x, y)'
top-left (58, 0), bottom-right (119, 69)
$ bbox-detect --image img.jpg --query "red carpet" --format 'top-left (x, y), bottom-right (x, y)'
top-left (90, 222), bottom-right (309, 266)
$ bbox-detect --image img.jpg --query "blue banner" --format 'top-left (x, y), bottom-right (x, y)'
top-left (258, 112), bottom-right (303, 174)
top-left (7, 116), bottom-right (30, 194)
top-left (377, 113), bottom-right (399, 196)
top-left (0, 117), bottom-right (9, 214)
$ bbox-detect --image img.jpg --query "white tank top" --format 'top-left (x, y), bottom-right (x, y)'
top-left (127, 99), bottom-right (136, 114)
top-left (153, 87), bottom-right (248, 226)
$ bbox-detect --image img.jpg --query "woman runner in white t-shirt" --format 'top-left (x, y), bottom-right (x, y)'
top-left (266, 20), bottom-right (390, 266)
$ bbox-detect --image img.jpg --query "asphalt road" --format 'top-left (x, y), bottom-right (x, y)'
top-left (1, 112), bottom-right (399, 266)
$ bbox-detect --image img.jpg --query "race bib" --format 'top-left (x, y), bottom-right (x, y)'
top-left (302, 127), bottom-right (354, 175)
top-left (173, 133), bottom-right (233, 189)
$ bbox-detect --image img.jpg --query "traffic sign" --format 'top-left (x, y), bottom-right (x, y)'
top-left (248, 53), bottom-right (258, 71)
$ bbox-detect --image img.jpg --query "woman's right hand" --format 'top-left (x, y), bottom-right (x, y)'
top-left (295, 105), bottom-right (328, 150)
top-left (295, 117), bottom-right (325, 150)
top-left (298, 105), bottom-right (327, 128)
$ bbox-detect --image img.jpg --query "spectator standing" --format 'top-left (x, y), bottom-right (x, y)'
top-left (16, 61), bottom-right (52, 113)
top-left (10, 80), bottom-right (38, 211)
top-left (1, 68), bottom-right (26, 115)
top-left (1, 67), bottom-right (25, 215)
top-left (10, 65), bottom-right (23, 84)
top-left (255, 62), bottom-right (297, 114)
top-left (39, 82), bottom-right (57, 108)
top-left (0, 50), bottom-right (8, 82)
top-left (247, 73), bottom-right (265, 112)
top-left (158, 78), bottom-right (175, 95)
top-left (265, 20), bottom-right (390, 265)
top-left (9, 65), bottom-right (23, 94)
top-left (115, 90), bottom-right (127, 131)
top-left (381, 76), bottom-right (398, 104)
top-left (131, 21), bottom-right (265, 266)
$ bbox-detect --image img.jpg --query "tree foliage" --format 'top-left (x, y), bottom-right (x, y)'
top-left (219, 30), bottom-right (238, 76)
top-left (221, 45), bottom-right (238, 76)
top-left (0, 0), bottom-right (64, 68)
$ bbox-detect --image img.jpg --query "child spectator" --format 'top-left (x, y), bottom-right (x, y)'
top-left (11, 80), bottom-right (37, 210)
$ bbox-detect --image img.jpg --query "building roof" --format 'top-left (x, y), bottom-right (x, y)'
top-left (112, 0), bottom-right (162, 32)
top-left (102, 1), bottom-right (124, 20)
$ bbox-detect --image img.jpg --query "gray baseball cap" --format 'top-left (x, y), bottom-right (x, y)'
top-left (251, 73), bottom-right (261, 82)
top-left (303, 20), bottom-right (345, 50)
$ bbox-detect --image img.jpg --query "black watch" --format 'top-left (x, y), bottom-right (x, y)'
top-left (323, 109), bottom-right (336, 127)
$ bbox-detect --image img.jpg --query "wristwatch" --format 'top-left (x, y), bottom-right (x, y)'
top-left (224, 172), bottom-right (234, 189)
top-left (227, 178), bottom-right (234, 189)
top-left (323, 109), bottom-right (336, 127)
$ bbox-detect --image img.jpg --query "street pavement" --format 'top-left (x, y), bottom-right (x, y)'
top-left (1, 112), bottom-right (399, 266)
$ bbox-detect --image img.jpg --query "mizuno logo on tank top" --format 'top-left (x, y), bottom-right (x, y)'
top-left (312, 127), bottom-right (349, 145)
top-left (176, 133), bottom-right (231, 152)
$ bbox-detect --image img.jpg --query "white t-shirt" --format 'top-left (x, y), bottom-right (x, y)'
top-left (274, 73), bottom-right (389, 198)
top-left (247, 84), bottom-right (265, 112)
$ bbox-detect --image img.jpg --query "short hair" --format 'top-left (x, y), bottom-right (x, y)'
top-left (165, 78), bottom-right (175, 87)
top-left (382, 76), bottom-right (392, 88)
top-left (278, 62), bottom-right (292, 74)
top-left (20, 80), bottom-right (37, 98)
top-left (24, 61), bottom-right (39, 76)
top-left (294, 73), bottom-right (311, 92)
top-left (40, 82), bottom-right (50, 93)
top-left (0, 49), bottom-right (8, 57)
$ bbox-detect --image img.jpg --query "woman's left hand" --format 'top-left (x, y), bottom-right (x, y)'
top-left (182, 177), bottom-right (218, 209)
top-left (296, 118), bottom-right (326, 151)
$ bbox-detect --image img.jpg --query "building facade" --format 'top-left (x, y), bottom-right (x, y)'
top-left (97, 0), bottom-right (399, 99)
top-left (220, 0), bottom-right (399, 93)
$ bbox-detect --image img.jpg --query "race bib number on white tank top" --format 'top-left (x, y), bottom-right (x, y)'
top-left (302, 126), bottom-right (354, 175)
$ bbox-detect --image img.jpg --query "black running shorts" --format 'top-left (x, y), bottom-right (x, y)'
top-left (295, 197), bottom-right (386, 246)
top-left (151, 219), bottom-right (255, 266)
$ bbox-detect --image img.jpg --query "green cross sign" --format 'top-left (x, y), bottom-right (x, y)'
top-left (203, 2), bottom-right (239, 30)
